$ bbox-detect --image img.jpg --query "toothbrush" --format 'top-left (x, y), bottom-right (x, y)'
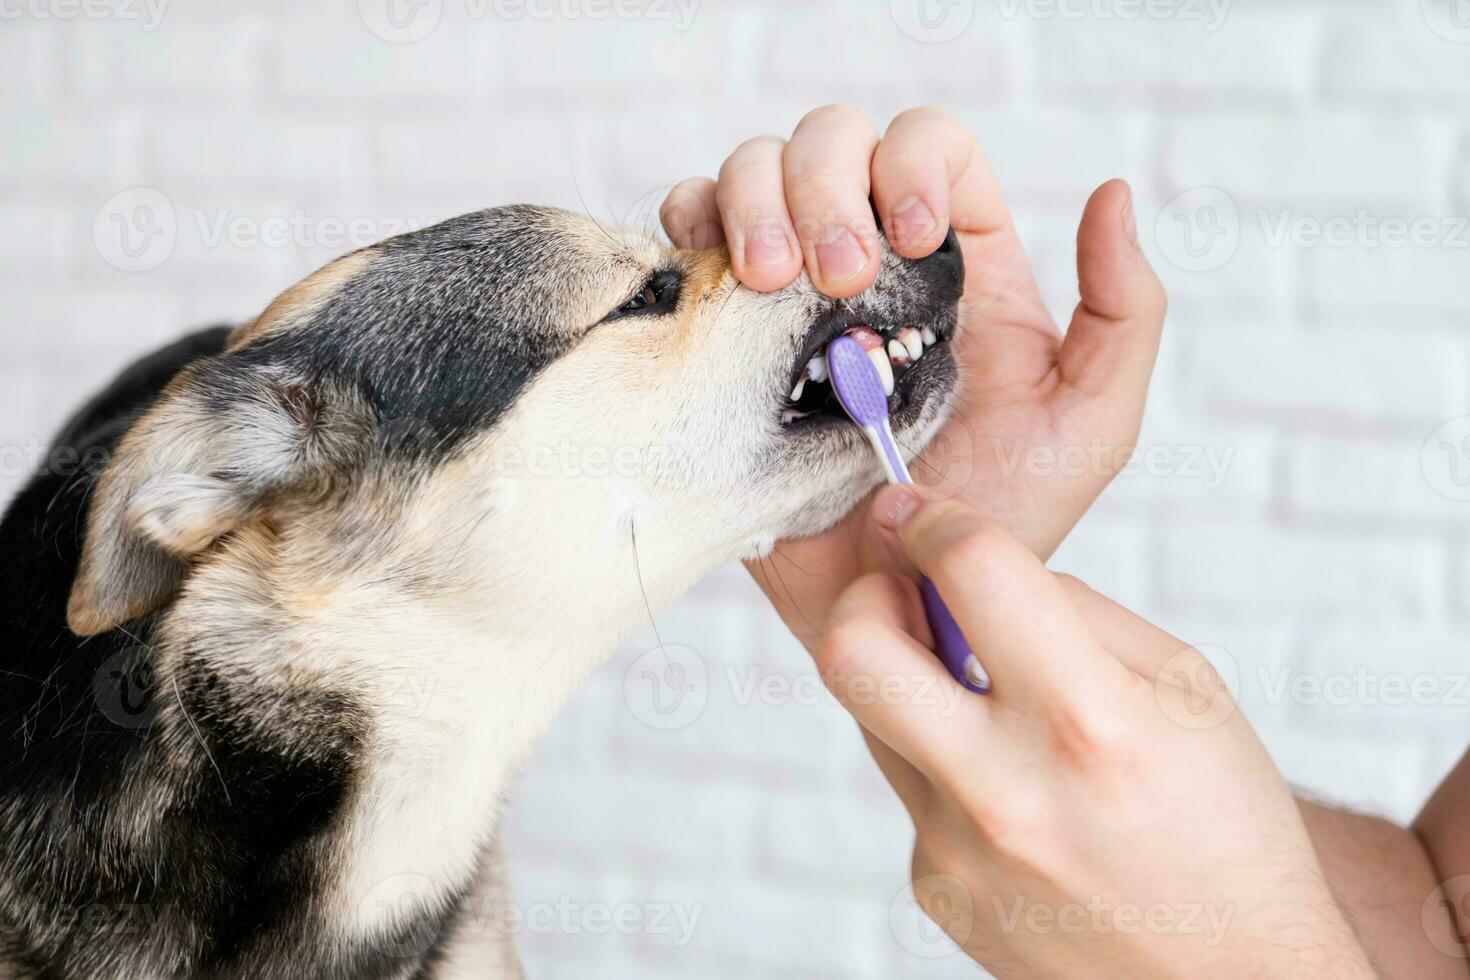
top-left (825, 333), bottom-right (991, 694)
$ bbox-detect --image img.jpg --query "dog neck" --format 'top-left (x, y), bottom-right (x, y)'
top-left (149, 454), bottom-right (741, 937)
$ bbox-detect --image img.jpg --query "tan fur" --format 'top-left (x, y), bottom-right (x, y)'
top-left (228, 249), bottom-right (379, 348)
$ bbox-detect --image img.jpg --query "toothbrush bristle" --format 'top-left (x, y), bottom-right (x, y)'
top-left (826, 335), bottom-right (891, 427)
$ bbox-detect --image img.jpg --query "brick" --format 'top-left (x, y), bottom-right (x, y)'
top-left (0, 112), bottom-right (127, 182)
top-left (1286, 433), bottom-right (1470, 524)
top-left (1160, 523), bottom-right (1444, 619)
top-left (1040, 7), bottom-right (1318, 102)
top-left (1325, 8), bottom-right (1470, 103)
top-left (757, 789), bottom-right (913, 884)
top-left (147, 115), bottom-right (374, 183)
top-left (66, 17), bottom-right (267, 98)
top-left (1047, 518), bottom-right (1153, 610)
top-left (1163, 115), bottom-right (1447, 209)
top-left (1306, 237), bottom-right (1470, 321)
top-left (1256, 725), bottom-right (1426, 823)
top-left (1, 21), bottom-right (55, 106)
top-left (1183, 328), bottom-right (1469, 429)
top-left (274, 7), bottom-right (485, 99)
top-left (1285, 627), bottom-right (1470, 733)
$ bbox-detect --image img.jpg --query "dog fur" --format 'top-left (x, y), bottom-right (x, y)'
top-left (0, 205), bottom-right (963, 978)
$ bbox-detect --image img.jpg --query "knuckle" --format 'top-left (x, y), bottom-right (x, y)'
top-left (890, 104), bottom-right (951, 130)
top-left (1048, 701), bottom-right (1135, 772)
top-left (799, 102), bottom-right (873, 134)
top-left (734, 133), bottom-right (785, 158)
top-left (817, 623), bottom-right (868, 679)
top-left (927, 519), bottom-right (1015, 588)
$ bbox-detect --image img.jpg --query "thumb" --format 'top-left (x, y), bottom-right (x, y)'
top-left (1057, 179), bottom-right (1168, 414)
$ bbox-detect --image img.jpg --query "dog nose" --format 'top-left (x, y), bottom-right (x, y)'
top-left (911, 226), bottom-right (965, 299)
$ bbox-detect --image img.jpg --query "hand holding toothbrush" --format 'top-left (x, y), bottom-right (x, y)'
top-left (659, 105), bottom-right (1169, 652)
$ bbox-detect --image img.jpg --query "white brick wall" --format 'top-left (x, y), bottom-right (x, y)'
top-left (3, 1), bottom-right (1467, 976)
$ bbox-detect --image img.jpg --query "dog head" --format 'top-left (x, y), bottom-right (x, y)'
top-left (67, 205), bottom-right (963, 637)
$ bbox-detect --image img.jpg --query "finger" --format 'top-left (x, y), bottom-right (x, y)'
top-left (879, 106), bottom-right (1045, 306)
top-left (714, 135), bottom-right (803, 292)
top-left (1057, 179), bottom-right (1168, 413)
top-left (859, 726), bottom-right (935, 820)
top-left (659, 177), bottom-right (724, 250)
top-left (818, 573), bottom-right (989, 781)
top-left (1054, 575), bottom-right (1186, 678)
top-left (782, 104), bottom-right (882, 298)
top-left (1055, 576), bottom-right (1228, 705)
top-left (873, 487), bottom-right (1133, 706)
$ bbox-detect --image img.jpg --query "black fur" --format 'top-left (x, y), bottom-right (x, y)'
top-left (0, 204), bottom-right (604, 979)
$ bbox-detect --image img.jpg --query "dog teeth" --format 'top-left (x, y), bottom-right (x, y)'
top-left (886, 339), bottom-right (910, 367)
top-left (920, 326), bottom-right (937, 346)
top-left (899, 327), bottom-right (924, 361)
top-left (790, 375), bottom-right (807, 401)
top-left (868, 345), bottom-right (896, 396)
top-left (806, 354), bottom-right (829, 383)
top-left (781, 408), bottom-right (811, 425)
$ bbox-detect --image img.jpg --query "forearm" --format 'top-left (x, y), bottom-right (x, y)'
top-left (1299, 795), bottom-right (1469, 979)
top-left (1416, 750), bottom-right (1470, 961)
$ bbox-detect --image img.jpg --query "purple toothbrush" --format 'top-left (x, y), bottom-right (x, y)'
top-left (826, 333), bottom-right (991, 695)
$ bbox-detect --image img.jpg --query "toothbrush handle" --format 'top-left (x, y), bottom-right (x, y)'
top-left (919, 576), bottom-right (990, 694)
top-left (866, 422), bottom-right (990, 694)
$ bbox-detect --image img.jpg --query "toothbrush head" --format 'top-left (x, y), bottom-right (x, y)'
top-left (826, 334), bottom-right (891, 428)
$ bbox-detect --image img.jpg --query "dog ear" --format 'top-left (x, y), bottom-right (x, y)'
top-left (67, 360), bottom-right (369, 636)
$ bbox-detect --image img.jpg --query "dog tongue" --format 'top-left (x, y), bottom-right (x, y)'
top-left (844, 326), bottom-right (884, 351)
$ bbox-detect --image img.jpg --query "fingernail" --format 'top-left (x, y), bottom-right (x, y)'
top-left (891, 196), bottom-right (937, 248)
top-left (874, 485), bottom-right (921, 532)
top-left (743, 219), bottom-right (791, 268)
top-left (815, 225), bottom-right (866, 283)
top-left (1121, 187), bottom-right (1138, 246)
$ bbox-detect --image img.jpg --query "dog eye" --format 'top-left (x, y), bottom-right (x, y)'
top-left (606, 270), bottom-right (680, 322)
top-left (623, 283), bottom-right (660, 311)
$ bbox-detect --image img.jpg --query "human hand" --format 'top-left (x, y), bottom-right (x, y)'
top-left (659, 105), bottom-right (1168, 649)
top-left (814, 487), bottom-right (1374, 978)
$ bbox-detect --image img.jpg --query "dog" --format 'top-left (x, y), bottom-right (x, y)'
top-left (0, 204), bottom-right (963, 978)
